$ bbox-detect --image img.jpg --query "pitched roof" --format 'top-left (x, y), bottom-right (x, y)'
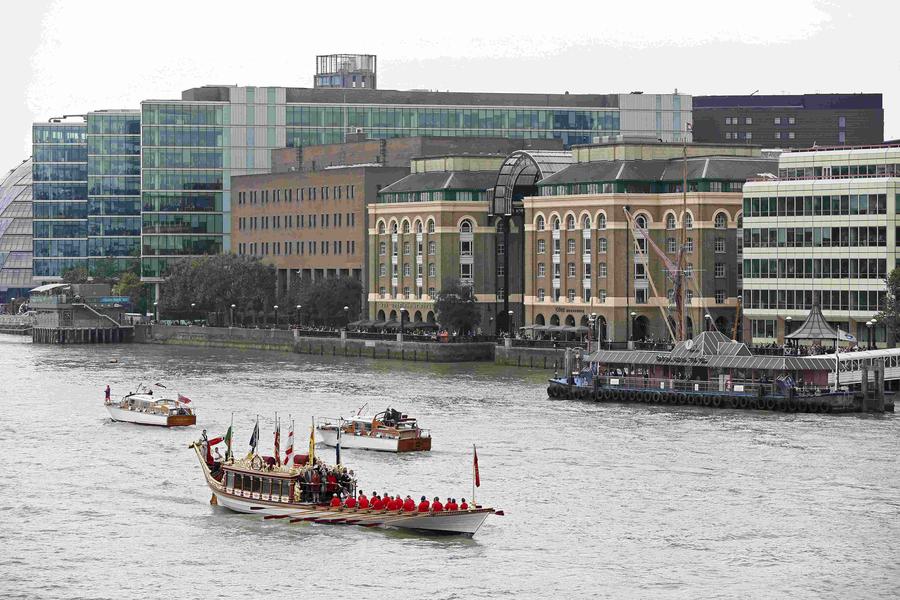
top-left (785, 302), bottom-right (838, 340)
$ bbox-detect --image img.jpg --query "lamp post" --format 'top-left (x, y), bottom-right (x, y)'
top-left (867, 319), bottom-right (874, 350)
top-left (400, 307), bottom-right (407, 336)
top-left (589, 311), bottom-right (597, 351)
top-left (273, 305), bottom-right (279, 329)
top-left (508, 309), bottom-right (515, 338)
top-left (704, 313), bottom-right (712, 332)
top-left (153, 301), bottom-right (158, 323)
top-left (190, 302), bottom-right (196, 325)
top-left (296, 304), bottom-right (302, 327)
top-left (230, 304), bottom-right (235, 327)
top-left (343, 305), bottom-right (350, 329)
top-left (489, 316), bottom-right (494, 337)
top-left (9, 297), bottom-right (15, 315)
top-left (630, 311), bottom-right (637, 342)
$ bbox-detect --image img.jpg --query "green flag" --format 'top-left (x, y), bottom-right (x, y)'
top-left (224, 425), bottom-right (233, 461)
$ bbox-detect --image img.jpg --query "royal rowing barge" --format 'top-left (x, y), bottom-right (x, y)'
top-left (189, 443), bottom-right (494, 536)
top-left (316, 407), bottom-right (432, 453)
top-left (105, 389), bottom-right (196, 426)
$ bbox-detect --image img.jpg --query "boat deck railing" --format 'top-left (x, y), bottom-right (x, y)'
top-left (580, 374), bottom-right (836, 397)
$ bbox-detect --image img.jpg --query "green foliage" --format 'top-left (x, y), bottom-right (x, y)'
top-left (292, 277), bottom-right (362, 327)
top-left (435, 279), bottom-right (480, 334)
top-left (876, 267), bottom-right (900, 339)
top-left (160, 255), bottom-right (276, 321)
top-left (61, 267), bottom-right (89, 284)
top-left (113, 272), bottom-right (148, 312)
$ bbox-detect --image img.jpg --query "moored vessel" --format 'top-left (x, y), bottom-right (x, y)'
top-left (316, 407), bottom-right (432, 452)
top-left (105, 387), bottom-right (196, 427)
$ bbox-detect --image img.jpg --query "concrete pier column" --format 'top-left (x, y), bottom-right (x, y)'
top-left (860, 361), bottom-right (869, 401)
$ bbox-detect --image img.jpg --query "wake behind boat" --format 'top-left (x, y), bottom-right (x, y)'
top-left (105, 384), bottom-right (196, 427)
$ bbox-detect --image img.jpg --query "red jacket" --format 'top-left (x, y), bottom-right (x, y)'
top-left (446, 501), bottom-right (458, 511)
top-left (388, 498), bottom-right (402, 511)
top-left (403, 498), bottom-right (416, 511)
top-left (371, 497), bottom-right (384, 510)
top-left (344, 497), bottom-right (357, 509)
top-left (329, 496), bottom-right (341, 507)
top-left (432, 500), bottom-right (444, 512)
top-left (358, 496), bottom-right (369, 509)
top-left (326, 474), bottom-right (337, 492)
top-left (417, 500), bottom-right (430, 512)
top-left (460, 502), bottom-right (469, 510)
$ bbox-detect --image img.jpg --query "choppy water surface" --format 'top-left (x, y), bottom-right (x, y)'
top-left (0, 337), bottom-right (898, 599)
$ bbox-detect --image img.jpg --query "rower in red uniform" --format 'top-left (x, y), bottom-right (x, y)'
top-left (417, 496), bottom-right (430, 512)
top-left (431, 496), bottom-right (444, 512)
top-left (329, 493), bottom-right (341, 507)
top-left (459, 498), bottom-right (469, 510)
top-left (392, 493), bottom-right (403, 511)
top-left (445, 498), bottom-right (458, 511)
top-left (403, 495), bottom-right (416, 512)
top-left (344, 494), bottom-right (357, 509)
top-left (371, 494), bottom-right (384, 510)
top-left (357, 492), bottom-right (369, 509)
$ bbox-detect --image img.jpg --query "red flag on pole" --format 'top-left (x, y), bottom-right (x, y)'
top-left (177, 393), bottom-right (192, 404)
top-left (473, 445), bottom-right (480, 488)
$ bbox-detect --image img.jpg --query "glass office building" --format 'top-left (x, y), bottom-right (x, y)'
top-left (87, 110), bottom-right (141, 274)
top-left (32, 120), bottom-right (88, 279)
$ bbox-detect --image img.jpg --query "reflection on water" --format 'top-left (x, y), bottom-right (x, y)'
top-left (0, 337), bottom-right (898, 599)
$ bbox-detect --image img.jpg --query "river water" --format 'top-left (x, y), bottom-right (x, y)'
top-left (0, 337), bottom-right (898, 599)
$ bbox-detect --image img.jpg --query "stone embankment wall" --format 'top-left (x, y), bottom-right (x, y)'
top-left (137, 325), bottom-right (496, 363)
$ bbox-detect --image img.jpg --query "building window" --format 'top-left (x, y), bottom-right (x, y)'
top-left (567, 239), bottom-right (576, 254)
top-left (538, 262), bottom-right (545, 277)
top-left (715, 290), bottom-right (726, 304)
top-left (428, 241), bottom-right (436, 255)
top-left (635, 289), bottom-right (648, 304)
top-left (598, 262), bottom-right (607, 278)
top-left (497, 241), bottom-right (505, 256)
top-left (774, 117), bottom-right (781, 125)
top-left (428, 263), bottom-right (436, 277)
top-left (536, 216), bottom-right (545, 231)
top-left (715, 237), bottom-right (725, 253)
top-left (538, 288), bottom-right (545, 302)
top-left (566, 215), bottom-right (575, 230)
top-left (745, 132), bottom-right (752, 140)
top-left (598, 237), bottom-right (607, 253)
top-left (497, 263), bottom-right (505, 277)
top-left (684, 214), bottom-right (693, 229)
top-left (725, 132), bottom-right (732, 140)
top-left (714, 213), bottom-right (727, 229)
top-left (597, 214), bottom-right (606, 230)
top-left (403, 241), bottom-right (411, 255)
top-left (752, 319), bottom-right (776, 339)
top-left (685, 238), bottom-right (694, 252)
top-left (685, 264), bottom-right (694, 278)
top-left (379, 241), bottom-right (386, 256)
top-left (666, 214), bottom-right (676, 230)
top-left (788, 132), bottom-right (795, 140)
top-left (599, 289), bottom-right (607, 303)
top-left (715, 263), bottom-right (725, 278)
top-left (839, 131), bottom-right (846, 144)
top-left (403, 263), bottom-right (411, 276)
top-left (838, 116), bottom-right (846, 128)
top-left (537, 239), bottom-right (546, 254)
top-left (403, 286), bottom-right (410, 298)
top-left (567, 289), bottom-right (576, 302)
top-left (583, 237), bottom-right (592, 255)
top-left (428, 286), bottom-right (435, 298)
top-left (553, 263), bottom-right (560, 279)
top-left (686, 289), bottom-right (694, 303)
top-left (402, 221), bottom-right (410, 234)
top-left (427, 220), bottom-right (435, 234)
top-left (460, 240), bottom-right (472, 256)
top-left (775, 132), bottom-right (781, 140)
top-left (553, 239), bottom-right (560, 255)
top-left (379, 263), bottom-right (386, 276)
top-left (634, 263), bottom-right (647, 281)
top-left (745, 117), bottom-right (752, 125)
top-left (567, 262), bottom-right (576, 277)
top-left (788, 116), bottom-right (796, 125)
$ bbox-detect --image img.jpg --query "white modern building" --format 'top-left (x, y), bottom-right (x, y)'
top-left (742, 144), bottom-right (900, 346)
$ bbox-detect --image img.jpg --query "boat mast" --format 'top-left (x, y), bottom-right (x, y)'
top-left (679, 123), bottom-right (689, 341)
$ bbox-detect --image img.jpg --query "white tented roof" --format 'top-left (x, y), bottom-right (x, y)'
top-left (30, 283), bottom-right (70, 293)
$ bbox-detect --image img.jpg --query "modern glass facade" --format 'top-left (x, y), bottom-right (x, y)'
top-left (32, 121), bottom-right (88, 279)
top-left (87, 110), bottom-right (141, 274)
top-left (284, 106), bottom-right (619, 149)
top-left (140, 103), bottom-right (227, 279)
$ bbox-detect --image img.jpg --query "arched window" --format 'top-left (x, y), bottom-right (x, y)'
top-left (390, 221), bottom-right (398, 234)
top-left (597, 213), bottom-right (607, 230)
top-left (415, 220), bottom-right (423, 234)
top-left (459, 219), bottom-right (473, 233)
top-left (684, 214), bottom-right (694, 230)
top-left (635, 214), bottom-right (648, 229)
top-left (536, 215), bottom-right (545, 231)
top-left (377, 221), bottom-right (386, 234)
top-left (566, 215), bottom-right (575, 230)
top-left (582, 215), bottom-right (591, 230)
top-left (402, 220), bottom-right (410, 234)
top-left (666, 213), bottom-right (676, 230)
top-left (552, 217), bottom-right (561, 231)
top-left (427, 219), bottom-right (435, 233)
top-left (714, 212), bottom-right (727, 229)
top-left (737, 214), bottom-right (743, 229)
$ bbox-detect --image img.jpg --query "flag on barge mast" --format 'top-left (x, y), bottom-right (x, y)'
top-left (247, 416), bottom-right (259, 458)
top-left (273, 415), bottom-right (281, 467)
top-left (473, 444), bottom-right (480, 504)
top-left (308, 417), bottom-right (316, 466)
top-left (224, 414), bottom-right (233, 461)
top-left (335, 417), bottom-right (342, 466)
top-left (284, 418), bottom-right (294, 466)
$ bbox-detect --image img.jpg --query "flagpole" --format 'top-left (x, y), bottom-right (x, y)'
top-left (472, 444), bottom-right (476, 506)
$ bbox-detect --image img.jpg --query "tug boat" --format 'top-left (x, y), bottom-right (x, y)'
top-left (105, 391), bottom-right (196, 427)
top-left (189, 442), bottom-right (494, 536)
top-left (316, 407), bottom-right (432, 452)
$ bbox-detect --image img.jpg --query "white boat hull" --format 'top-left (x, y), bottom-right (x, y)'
top-left (107, 405), bottom-right (170, 426)
top-left (316, 428), bottom-right (401, 452)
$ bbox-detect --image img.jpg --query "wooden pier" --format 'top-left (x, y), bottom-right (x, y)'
top-left (32, 326), bottom-right (133, 344)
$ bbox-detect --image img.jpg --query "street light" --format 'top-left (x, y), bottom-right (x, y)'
top-left (867, 319), bottom-right (875, 350)
top-left (400, 307), bottom-right (408, 335)
top-left (630, 310), bottom-right (637, 342)
top-left (508, 309), bottom-right (514, 337)
top-left (704, 313), bottom-right (712, 332)
top-left (153, 300), bottom-right (159, 323)
top-left (343, 305), bottom-right (350, 329)
top-left (295, 304), bottom-right (302, 327)
top-left (273, 305), bottom-right (279, 328)
top-left (230, 303), bottom-right (236, 327)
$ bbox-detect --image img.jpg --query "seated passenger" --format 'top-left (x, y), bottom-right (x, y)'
top-left (371, 494), bottom-right (384, 510)
top-left (344, 495), bottom-right (357, 509)
top-left (445, 498), bottom-right (458, 511)
top-left (329, 493), bottom-right (341, 508)
top-left (459, 498), bottom-right (469, 510)
top-left (388, 495), bottom-right (402, 511)
top-left (417, 496), bottom-right (430, 512)
top-left (357, 492), bottom-right (369, 509)
top-left (403, 495), bottom-right (416, 512)
top-left (431, 496), bottom-right (444, 512)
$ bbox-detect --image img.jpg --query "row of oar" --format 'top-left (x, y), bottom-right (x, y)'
top-left (251, 505), bottom-right (437, 528)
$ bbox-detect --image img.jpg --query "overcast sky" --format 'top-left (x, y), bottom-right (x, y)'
top-left (4, 0), bottom-right (898, 170)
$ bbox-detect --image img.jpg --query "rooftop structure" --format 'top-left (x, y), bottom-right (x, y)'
top-left (0, 158), bottom-right (34, 303)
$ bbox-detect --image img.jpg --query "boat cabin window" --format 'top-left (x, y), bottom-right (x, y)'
top-left (226, 472), bottom-right (235, 489)
top-left (262, 478), bottom-right (271, 497)
top-left (251, 477), bottom-right (261, 494)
